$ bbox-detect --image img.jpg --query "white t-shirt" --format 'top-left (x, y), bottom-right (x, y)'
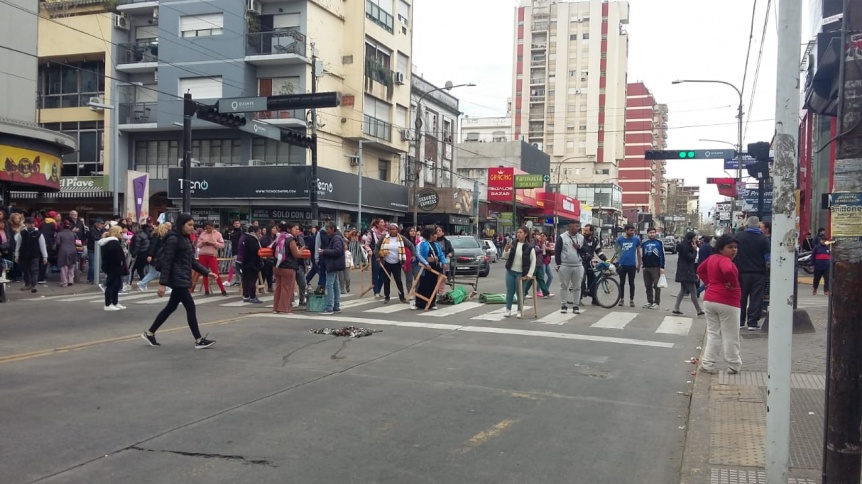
top-left (383, 237), bottom-right (400, 264)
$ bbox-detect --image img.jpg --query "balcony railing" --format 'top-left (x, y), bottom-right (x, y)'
top-left (366, 0), bottom-right (394, 33)
top-left (118, 39), bottom-right (158, 64)
top-left (119, 102), bottom-right (157, 124)
top-left (532, 22), bottom-right (549, 31)
top-left (364, 115), bottom-right (392, 141)
top-left (39, 92), bottom-right (103, 109)
top-left (365, 59), bottom-right (393, 87)
top-left (246, 29), bottom-right (307, 57)
top-left (530, 58), bottom-right (546, 67)
top-left (529, 95), bottom-right (546, 103)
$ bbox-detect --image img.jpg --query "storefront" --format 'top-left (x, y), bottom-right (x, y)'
top-left (9, 176), bottom-right (113, 224)
top-left (409, 187), bottom-right (476, 233)
top-left (2, 135), bottom-right (76, 210)
top-left (527, 191), bottom-right (581, 232)
top-left (167, 165), bottom-right (409, 230)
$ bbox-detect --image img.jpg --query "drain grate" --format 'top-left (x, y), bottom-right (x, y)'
top-left (709, 468), bottom-right (818, 484)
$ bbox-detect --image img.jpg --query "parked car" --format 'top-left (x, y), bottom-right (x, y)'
top-left (447, 235), bottom-right (491, 277)
top-left (481, 239), bottom-right (499, 262)
top-left (663, 236), bottom-right (677, 254)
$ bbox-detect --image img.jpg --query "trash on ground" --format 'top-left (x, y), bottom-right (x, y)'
top-left (479, 293), bottom-right (511, 304)
top-left (309, 327), bottom-right (382, 338)
top-left (687, 357), bottom-right (698, 364)
top-left (439, 286), bottom-right (469, 305)
top-left (696, 346), bottom-right (702, 350)
top-left (808, 411), bottom-right (815, 415)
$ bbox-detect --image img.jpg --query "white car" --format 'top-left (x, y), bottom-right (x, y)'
top-left (481, 239), bottom-right (499, 262)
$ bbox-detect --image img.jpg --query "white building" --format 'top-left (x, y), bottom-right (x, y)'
top-left (461, 116), bottom-right (512, 143)
top-left (512, 0), bottom-right (629, 183)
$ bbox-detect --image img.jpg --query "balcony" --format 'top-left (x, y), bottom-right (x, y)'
top-left (115, 0), bottom-right (158, 14)
top-left (255, 109), bottom-right (306, 128)
top-left (529, 95), bottom-right (546, 103)
top-left (366, 0), bottom-right (394, 33)
top-left (363, 115), bottom-right (392, 142)
top-left (245, 30), bottom-right (308, 66)
top-left (118, 102), bottom-right (157, 126)
top-left (530, 43), bottom-right (547, 50)
top-left (529, 77), bottom-right (545, 85)
top-left (532, 22), bottom-right (549, 31)
top-left (116, 40), bottom-right (158, 73)
top-left (530, 58), bottom-right (547, 67)
top-left (40, 92), bottom-right (104, 109)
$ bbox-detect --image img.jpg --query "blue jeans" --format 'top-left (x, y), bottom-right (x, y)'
top-left (87, 250), bottom-right (96, 283)
top-left (505, 269), bottom-right (528, 311)
top-left (544, 264), bottom-right (554, 287)
top-left (371, 254), bottom-right (383, 294)
top-left (325, 270), bottom-right (341, 311)
top-left (139, 265), bottom-right (159, 286)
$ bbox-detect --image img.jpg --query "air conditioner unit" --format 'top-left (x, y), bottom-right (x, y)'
top-left (246, 0), bottom-right (261, 14)
top-left (113, 14), bottom-right (129, 31)
top-left (88, 97), bottom-right (105, 111)
top-left (401, 128), bottom-right (415, 141)
top-left (394, 72), bottom-right (406, 85)
top-left (347, 155), bottom-right (360, 167)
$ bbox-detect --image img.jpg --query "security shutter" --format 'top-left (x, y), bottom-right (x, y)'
top-left (273, 13), bottom-right (300, 29)
top-left (180, 13), bottom-right (223, 33)
top-left (178, 77), bottom-right (222, 100)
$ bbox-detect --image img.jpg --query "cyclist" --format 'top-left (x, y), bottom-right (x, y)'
top-left (579, 224), bottom-right (608, 306)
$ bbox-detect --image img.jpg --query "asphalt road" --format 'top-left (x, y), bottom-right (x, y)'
top-left (1, 252), bottom-right (703, 483)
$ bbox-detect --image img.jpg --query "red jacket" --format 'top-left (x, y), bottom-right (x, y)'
top-left (697, 254), bottom-right (741, 308)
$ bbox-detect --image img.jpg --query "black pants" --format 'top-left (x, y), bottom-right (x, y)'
top-left (739, 272), bottom-right (766, 327)
top-left (582, 265), bottom-right (597, 300)
top-left (130, 255), bottom-right (148, 283)
top-left (21, 258), bottom-right (39, 287)
top-left (243, 267), bottom-right (260, 299)
top-left (381, 261), bottom-right (405, 300)
top-left (262, 262), bottom-right (274, 290)
top-left (813, 267), bottom-right (830, 292)
top-left (104, 273), bottom-right (123, 306)
top-left (416, 265), bottom-right (440, 308)
top-left (148, 287), bottom-right (202, 340)
top-left (618, 265), bottom-right (637, 301)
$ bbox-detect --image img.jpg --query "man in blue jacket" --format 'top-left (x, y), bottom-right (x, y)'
top-left (639, 227), bottom-right (665, 309)
top-left (614, 224), bottom-right (641, 307)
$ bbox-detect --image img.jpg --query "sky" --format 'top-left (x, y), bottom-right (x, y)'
top-left (413, 0), bottom-right (787, 214)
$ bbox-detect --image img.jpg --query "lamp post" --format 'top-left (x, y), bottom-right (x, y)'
top-left (413, 81), bottom-right (475, 227)
top-left (673, 79), bottom-right (744, 223)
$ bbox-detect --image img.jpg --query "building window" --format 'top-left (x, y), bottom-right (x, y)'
top-left (442, 117), bottom-right (453, 144)
top-left (569, 34), bottom-right (577, 41)
top-left (251, 138), bottom-right (304, 165)
top-left (379, 158), bottom-right (389, 180)
top-left (38, 61), bottom-right (105, 108)
top-left (579, 124), bottom-right (586, 130)
top-left (582, 33), bottom-right (590, 41)
top-left (191, 139), bottom-right (242, 166)
top-left (363, 95), bottom-right (393, 141)
top-left (426, 109), bottom-right (438, 137)
top-left (492, 131), bottom-right (506, 142)
top-left (569, 70), bottom-right (577, 77)
top-left (398, 0), bottom-right (410, 26)
top-left (42, 121), bottom-right (105, 176)
top-left (365, 39), bottom-right (392, 70)
top-left (134, 140), bottom-right (179, 180)
top-left (366, 0), bottom-right (394, 33)
top-left (595, 169), bottom-right (610, 175)
top-left (178, 77), bottom-right (222, 99)
top-left (180, 13), bottom-right (224, 37)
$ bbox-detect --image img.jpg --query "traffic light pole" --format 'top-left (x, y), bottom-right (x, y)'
top-left (182, 92), bottom-right (193, 214)
top-left (824, 0), bottom-right (862, 481)
top-left (310, 48), bottom-right (319, 229)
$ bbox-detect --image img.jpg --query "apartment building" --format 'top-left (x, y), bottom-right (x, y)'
top-left (621, 82), bottom-right (667, 216)
top-left (512, 0), bottom-right (629, 184)
top-left (461, 116), bottom-right (512, 143)
top-left (30, 0), bottom-right (414, 229)
top-left (664, 177), bottom-right (699, 233)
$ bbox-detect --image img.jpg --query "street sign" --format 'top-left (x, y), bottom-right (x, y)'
top-left (542, 174), bottom-right (551, 182)
top-left (724, 154), bottom-right (756, 170)
top-left (514, 174), bottom-right (545, 189)
top-left (645, 149), bottom-right (737, 160)
top-left (218, 96), bottom-right (268, 113)
top-left (267, 92), bottom-right (342, 110)
top-left (239, 119), bottom-right (280, 141)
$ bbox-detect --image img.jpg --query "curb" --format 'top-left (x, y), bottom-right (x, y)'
top-left (679, 329), bottom-right (711, 484)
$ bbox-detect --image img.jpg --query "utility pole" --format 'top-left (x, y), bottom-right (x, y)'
top-left (824, 0), bottom-right (862, 481)
top-left (358, 140), bottom-right (366, 231)
top-left (413, 102), bottom-right (423, 228)
top-left (310, 45), bottom-right (320, 228)
top-left (764, 0), bottom-right (801, 482)
top-left (181, 92), bottom-right (193, 213)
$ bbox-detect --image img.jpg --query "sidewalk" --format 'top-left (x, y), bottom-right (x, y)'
top-left (680, 299), bottom-right (828, 484)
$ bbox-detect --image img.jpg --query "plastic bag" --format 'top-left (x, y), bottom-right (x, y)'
top-left (657, 274), bottom-right (668, 288)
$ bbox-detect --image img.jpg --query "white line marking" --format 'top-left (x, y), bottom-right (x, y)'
top-left (364, 303), bottom-right (411, 314)
top-left (89, 293), bottom-right (152, 303)
top-left (535, 310), bottom-right (579, 325)
top-left (221, 295), bottom-right (274, 307)
top-left (471, 306), bottom-right (532, 322)
top-left (419, 302), bottom-right (484, 317)
top-left (655, 316), bottom-right (692, 336)
top-left (56, 294), bottom-right (106, 302)
top-left (28, 293), bottom-right (102, 301)
top-left (340, 299), bottom-right (381, 309)
top-left (265, 314), bottom-right (674, 348)
top-left (591, 311), bottom-right (637, 329)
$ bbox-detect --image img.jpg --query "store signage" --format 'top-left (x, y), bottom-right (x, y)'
top-left (487, 167), bottom-right (514, 201)
top-left (167, 166), bottom-right (408, 212)
top-left (218, 96), bottom-right (268, 113)
top-left (417, 189), bottom-right (439, 211)
top-left (514, 174), bottom-right (544, 189)
top-left (1, 145), bottom-right (63, 191)
top-left (251, 208), bottom-right (336, 221)
top-left (59, 176), bottom-right (109, 192)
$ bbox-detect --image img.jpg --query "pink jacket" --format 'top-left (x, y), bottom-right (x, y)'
top-left (196, 230), bottom-right (225, 257)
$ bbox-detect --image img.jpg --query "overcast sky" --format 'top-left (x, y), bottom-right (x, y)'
top-left (414, 0), bottom-right (787, 214)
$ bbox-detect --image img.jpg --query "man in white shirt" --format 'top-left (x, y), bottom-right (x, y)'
top-left (554, 221), bottom-right (585, 315)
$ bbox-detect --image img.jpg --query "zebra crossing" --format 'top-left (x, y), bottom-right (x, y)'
top-left (27, 290), bottom-right (695, 336)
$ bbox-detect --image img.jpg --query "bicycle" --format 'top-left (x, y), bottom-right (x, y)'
top-left (584, 261), bottom-right (622, 308)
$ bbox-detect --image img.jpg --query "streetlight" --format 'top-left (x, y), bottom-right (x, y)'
top-left (413, 81), bottom-right (475, 227)
top-left (673, 79), bottom-right (744, 220)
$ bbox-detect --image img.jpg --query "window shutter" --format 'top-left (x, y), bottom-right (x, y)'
top-left (136, 26), bottom-right (158, 40)
top-left (178, 77), bottom-right (222, 99)
top-left (180, 13), bottom-right (223, 33)
top-left (273, 13), bottom-right (300, 29)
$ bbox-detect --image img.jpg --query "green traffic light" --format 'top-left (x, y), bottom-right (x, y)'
top-left (688, 151), bottom-right (695, 158)
top-left (678, 151), bottom-right (686, 159)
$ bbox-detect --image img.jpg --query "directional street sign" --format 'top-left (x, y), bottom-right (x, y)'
top-left (514, 174), bottom-right (545, 189)
top-left (542, 174), bottom-right (551, 182)
top-left (239, 119), bottom-right (280, 141)
top-left (645, 149), bottom-right (738, 160)
top-left (218, 96), bottom-right (268, 113)
top-left (724, 154), bottom-right (756, 170)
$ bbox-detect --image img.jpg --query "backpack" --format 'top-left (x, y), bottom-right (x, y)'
top-left (152, 236), bottom-right (166, 272)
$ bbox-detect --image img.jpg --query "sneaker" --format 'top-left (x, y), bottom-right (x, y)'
top-left (727, 367), bottom-right (740, 374)
top-left (698, 366), bottom-right (718, 375)
top-left (648, 303), bottom-right (659, 310)
top-left (642, 303), bottom-right (652, 309)
top-left (292, 301), bottom-right (299, 308)
top-left (136, 282), bottom-right (146, 292)
top-left (221, 290), bottom-right (228, 297)
top-left (524, 294), bottom-right (533, 299)
top-left (333, 308), bottom-right (342, 314)
top-left (99, 283), bottom-right (106, 292)
top-left (672, 310), bottom-right (684, 315)
top-left (573, 306), bottom-right (582, 315)
top-left (629, 300), bottom-right (635, 308)
top-left (384, 297), bottom-right (390, 304)
top-left (194, 336), bottom-right (216, 349)
top-left (115, 304), bottom-right (127, 310)
top-left (697, 311), bottom-right (705, 317)
top-left (141, 332), bottom-right (160, 347)
top-left (248, 298), bottom-right (263, 304)
top-left (30, 287), bottom-right (37, 293)
top-left (747, 326), bottom-right (759, 332)
top-left (544, 293), bottom-right (554, 299)
top-left (410, 304), bottom-right (418, 310)
top-left (242, 297), bottom-right (250, 303)
top-left (37, 280), bottom-right (47, 285)
top-left (503, 309), bottom-right (513, 317)
top-left (537, 292), bottom-right (544, 298)
top-left (618, 299), bottom-right (624, 307)
top-left (374, 293), bottom-right (382, 299)
top-left (560, 306), bottom-right (568, 314)
top-left (319, 310), bottom-right (334, 315)
top-left (104, 305), bottom-right (121, 311)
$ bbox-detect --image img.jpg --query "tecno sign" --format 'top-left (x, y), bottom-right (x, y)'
top-left (178, 178), bottom-right (209, 192)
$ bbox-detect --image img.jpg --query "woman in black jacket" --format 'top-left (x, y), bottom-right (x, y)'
top-left (98, 225), bottom-right (128, 311)
top-left (672, 232), bottom-right (704, 316)
top-left (242, 225), bottom-right (263, 303)
top-left (142, 213), bottom-right (215, 349)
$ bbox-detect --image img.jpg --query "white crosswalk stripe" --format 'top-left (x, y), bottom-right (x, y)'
top-left (591, 311), bottom-right (637, 329)
top-left (89, 293), bottom-right (153, 303)
top-left (655, 316), bottom-right (693, 336)
top-left (535, 309), bottom-right (582, 325)
top-left (471, 306), bottom-right (533, 322)
top-left (419, 302), bottom-right (484, 317)
top-left (56, 294), bottom-right (105, 302)
top-left (221, 295), bottom-right (274, 307)
top-left (364, 303), bottom-right (412, 314)
top-left (340, 299), bottom-right (380, 309)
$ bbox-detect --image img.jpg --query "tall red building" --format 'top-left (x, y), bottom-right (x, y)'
top-left (621, 82), bottom-right (667, 218)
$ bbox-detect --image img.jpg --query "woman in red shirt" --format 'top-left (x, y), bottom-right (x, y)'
top-left (696, 234), bottom-right (743, 375)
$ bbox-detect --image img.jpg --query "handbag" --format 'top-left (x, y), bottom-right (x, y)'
top-left (657, 274), bottom-right (668, 288)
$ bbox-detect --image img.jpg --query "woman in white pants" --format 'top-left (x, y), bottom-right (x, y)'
top-left (696, 234), bottom-right (743, 374)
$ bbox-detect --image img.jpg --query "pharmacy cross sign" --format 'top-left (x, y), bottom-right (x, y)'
top-left (514, 174), bottom-right (545, 189)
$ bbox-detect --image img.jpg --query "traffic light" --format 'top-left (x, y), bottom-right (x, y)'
top-left (196, 105), bottom-right (247, 128)
top-left (281, 128), bottom-right (315, 149)
top-left (644, 150), bottom-right (696, 160)
top-left (747, 142), bottom-right (771, 161)
top-left (746, 160), bottom-right (769, 179)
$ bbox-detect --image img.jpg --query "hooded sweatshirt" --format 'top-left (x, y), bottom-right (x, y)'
top-left (98, 236), bottom-right (126, 276)
top-left (197, 230), bottom-right (225, 257)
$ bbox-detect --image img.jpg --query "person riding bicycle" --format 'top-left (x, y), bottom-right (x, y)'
top-left (578, 224), bottom-right (608, 306)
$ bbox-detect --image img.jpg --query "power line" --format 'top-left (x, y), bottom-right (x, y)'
top-left (744, 0), bottom-right (772, 142)
top-left (739, 0), bottom-right (759, 100)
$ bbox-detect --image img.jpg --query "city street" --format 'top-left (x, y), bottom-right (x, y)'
top-left (1, 254), bottom-right (706, 483)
